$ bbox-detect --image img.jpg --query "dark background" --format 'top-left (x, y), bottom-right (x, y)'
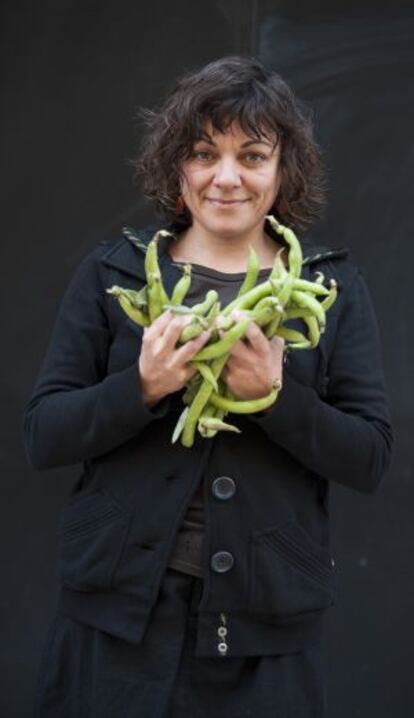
top-left (2, 0), bottom-right (413, 715)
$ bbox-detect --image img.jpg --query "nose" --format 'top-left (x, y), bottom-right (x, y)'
top-left (212, 157), bottom-right (242, 189)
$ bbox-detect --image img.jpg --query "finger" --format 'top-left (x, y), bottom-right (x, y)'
top-left (269, 336), bottom-right (285, 361)
top-left (226, 338), bottom-right (251, 359)
top-left (158, 314), bottom-right (194, 351)
top-left (143, 309), bottom-right (173, 340)
top-left (180, 363), bottom-right (198, 384)
top-left (221, 364), bottom-right (229, 380)
top-left (174, 328), bottom-right (212, 364)
top-left (243, 322), bottom-right (269, 357)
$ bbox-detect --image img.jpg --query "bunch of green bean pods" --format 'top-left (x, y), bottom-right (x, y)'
top-left (106, 216), bottom-right (338, 448)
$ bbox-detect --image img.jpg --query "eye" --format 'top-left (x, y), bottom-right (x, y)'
top-left (191, 150), bottom-right (214, 161)
top-left (244, 152), bottom-right (267, 163)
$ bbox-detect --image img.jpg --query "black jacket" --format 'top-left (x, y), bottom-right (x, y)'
top-left (23, 218), bottom-right (393, 657)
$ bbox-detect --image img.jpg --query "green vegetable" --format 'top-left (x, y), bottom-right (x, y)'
top-left (106, 217), bottom-right (338, 447)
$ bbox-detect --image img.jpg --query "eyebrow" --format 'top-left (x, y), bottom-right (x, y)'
top-left (195, 137), bottom-right (275, 149)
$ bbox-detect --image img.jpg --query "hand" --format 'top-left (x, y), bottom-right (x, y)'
top-left (220, 312), bottom-right (284, 401)
top-left (138, 310), bottom-right (211, 407)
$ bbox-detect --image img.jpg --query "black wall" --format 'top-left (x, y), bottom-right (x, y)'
top-left (2, 1), bottom-right (413, 715)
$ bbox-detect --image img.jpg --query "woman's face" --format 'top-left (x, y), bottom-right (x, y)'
top-left (179, 119), bottom-right (282, 239)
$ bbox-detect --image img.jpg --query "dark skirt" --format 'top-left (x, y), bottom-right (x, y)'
top-left (33, 567), bottom-right (326, 717)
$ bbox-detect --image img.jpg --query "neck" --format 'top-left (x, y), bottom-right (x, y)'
top-left (169, 222), bottom-right (284, 272)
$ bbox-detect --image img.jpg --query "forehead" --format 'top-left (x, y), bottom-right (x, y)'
top-left (200, 118), bottom-right (277, 144)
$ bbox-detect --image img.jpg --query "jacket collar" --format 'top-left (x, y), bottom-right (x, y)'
top-left (99, 217), bottom-right (349, 282)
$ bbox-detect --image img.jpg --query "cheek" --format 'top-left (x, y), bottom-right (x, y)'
top-left (181, 169), bottom-right (210, 196)
top-left (249, 169), bottom-right (280, 196)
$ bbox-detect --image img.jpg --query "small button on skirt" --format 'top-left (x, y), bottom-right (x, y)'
top-left (34, 567), bottom-right (326, 717)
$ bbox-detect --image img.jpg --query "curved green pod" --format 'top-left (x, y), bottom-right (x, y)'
top-left (291, 289), bottom-right (326, 328)
top-left (276, 326), bottom-right (309, 343)
top-left (222, 279), bottom-right (273, 316)
top-left (209, 382), bottom-right (281, 414)
top-left (171, 263), bottom-right (192, 305)
top-left (198, 416), bottom-right (241, 436)
top-left (321, 280), bottom-right (338, 311)
top-left (191, 289), bottom-right (219, 316)
top-left (192, 315), bottom-right (251, 361)
top-left (190, 361), bottom-right (219, 392)
top-left (292, 278), bottom-right (330, 296)
top-left (118, 294), bottom-right (150, 327)
top-left (236, 245), bottom-right (260, 297)
top-left (265, 215), bottom-right (303, 279)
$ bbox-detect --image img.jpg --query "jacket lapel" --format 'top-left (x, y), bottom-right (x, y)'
top-left (99, 221), bottom-right (183, 289)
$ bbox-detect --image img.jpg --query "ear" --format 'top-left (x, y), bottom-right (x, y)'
top-left (179, 171), bottom-right (188, 193)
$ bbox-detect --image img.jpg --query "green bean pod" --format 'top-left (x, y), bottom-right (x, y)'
top-left (303, 315), bottom-right (320, 348)
top-left (182, 374), bottom-right (202, 405)
top-left (209, 382), bottom-right (281, 414)
top-left (206, 300), bottom-right (221, 323)
top-left (321, 280), bottom-right (338, 311)
top-left (144, 239), bottom-right (159, 284)
top-left (283, 340), bottom-right (312, 351)
top-left (197, 402), bottom-right (233, 438)
top-left (190, 361), bottom-right (219, 392)
top-left (276, 327), bottom-right (309, 343)
top-left (170, 264), bottom-right (192, 304)
top-left (271, 273), bottom-right (294, 308)
top-left (171, 406), bottom-right (190, 444)
top-left (179, 316), bottom-right (209, 343)
top-left (250, 304), bottom-right (277, 328)
top-left (191, 315), bottom-right (251, 361)
top-left (292, 278), bottom-right (330, 296)
top-left (283, 227), bottom-right (303, 279)
top-left (107, 285), bottom-right (148, 309)
top-left (191, 289), bottom-right (219, 316)
top-left (269, 248), bottom-right (287, 281)
top-left (266, 215), bottom-right (303, 279)
top-left (236, 245), bottom-right (260, 297)
top-left (117, 293), bottom-right (150, 327)
top-left (196, 401), bottom-right (217, 438)
top-left (145, 234), bottom-right (170, 318)
top-left (181, 352), bottom-right (230, 447)
top-left (263, 309), bottom-right (284, 339)
top-left (147, 272), bottom-right (169, 321)
top-left (198, 416), bottom-right (241, 436)
top-left (162, 304), bottom-right (193, 315)
top-left (222, 279), bottom-right (273, 316)
top-left (253, 295), bottom-right (283, 314)
top-left (290, 289), bottom-right (326, 329)
top-left (283, 307), bottom-right (313, 321)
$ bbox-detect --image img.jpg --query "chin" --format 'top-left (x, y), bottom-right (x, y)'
top-left (203, 216), bottom-right (256, 237)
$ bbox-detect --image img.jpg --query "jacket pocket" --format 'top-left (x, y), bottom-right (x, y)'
top-left (57, 490), bottom-right (130, 592)
top-left (250, 520), bottom-right (336, 619)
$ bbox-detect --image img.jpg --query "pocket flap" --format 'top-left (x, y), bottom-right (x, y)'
top-left (57, 490), bottom-right (129, 592)
top-left (250, 520), bottom-right (336, 618)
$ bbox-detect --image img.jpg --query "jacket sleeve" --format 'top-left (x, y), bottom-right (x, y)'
top-left (23, 246), bottom-right (172, 470)
top-left (248, 268), bottom-right (393, 494)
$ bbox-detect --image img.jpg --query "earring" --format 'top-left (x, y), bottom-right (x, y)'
top-left (176, 195), bottom-right (186, 214)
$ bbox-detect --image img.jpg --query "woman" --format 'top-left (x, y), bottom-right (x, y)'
top-left (24, 56), bottom-right (392, 717)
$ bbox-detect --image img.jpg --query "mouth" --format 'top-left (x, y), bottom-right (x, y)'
top-left (206, 198), bottom-right (249, 206)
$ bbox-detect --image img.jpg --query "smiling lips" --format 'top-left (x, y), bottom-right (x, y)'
top-left (207, 198), bottom-right (249, 205)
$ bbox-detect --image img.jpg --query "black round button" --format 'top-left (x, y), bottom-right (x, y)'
top-left (210, 551), bottom-right (234, 573)
top-left (212, 476), bottom-right (236, 500)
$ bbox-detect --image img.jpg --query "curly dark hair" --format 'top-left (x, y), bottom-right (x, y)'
top-left (132, 55), bottom-right (327, 231)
